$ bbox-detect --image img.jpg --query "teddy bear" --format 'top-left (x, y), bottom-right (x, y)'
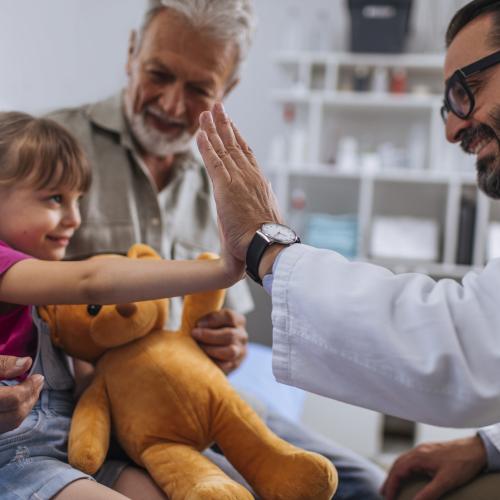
top-left (39, 244), bottom-right (338, 500)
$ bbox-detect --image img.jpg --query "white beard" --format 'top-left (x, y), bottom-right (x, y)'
top-left (124, 99), bottom-right (193, 157)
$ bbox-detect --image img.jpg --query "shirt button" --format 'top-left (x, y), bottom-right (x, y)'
top-left (151, 217), bottom-right (160, 226)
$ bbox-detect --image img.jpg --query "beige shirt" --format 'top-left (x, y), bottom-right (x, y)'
top-left (47, 93), bottom-right (253, 328)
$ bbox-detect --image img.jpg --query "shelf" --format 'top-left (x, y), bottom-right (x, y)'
top-left (270, 49), bottom-right (486, 277)
top-left (271, 89), bottom-right (441, 109)
top-left (273, 51), bottom-right (445, 70)
top-left (267, 163), bottom-right (477, 185)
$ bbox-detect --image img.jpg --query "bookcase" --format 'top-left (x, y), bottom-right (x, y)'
top-left (265, 50), bottom-right (494, 279)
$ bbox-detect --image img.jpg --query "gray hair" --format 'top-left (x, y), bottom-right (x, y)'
top-left (138, 0), bottom-right (256, 79)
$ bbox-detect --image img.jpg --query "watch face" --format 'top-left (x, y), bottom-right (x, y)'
top-left (261, 223), bottom-right (297, 244)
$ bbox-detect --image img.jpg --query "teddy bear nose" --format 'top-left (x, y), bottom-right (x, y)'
top-left (115, 303), bottom-right (138, 318)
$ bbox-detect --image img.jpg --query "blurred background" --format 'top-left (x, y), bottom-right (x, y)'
top-left (0, 0), bottom-right (489, 468)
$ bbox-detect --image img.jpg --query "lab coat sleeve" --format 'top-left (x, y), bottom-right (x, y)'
top-left (478, 424), bottom-right (500, 471)
top-left (271, 244), bottom-right (500, 427)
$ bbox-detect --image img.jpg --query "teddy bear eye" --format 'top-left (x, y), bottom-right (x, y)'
top-left (87, 304), bottom-right (102, 317)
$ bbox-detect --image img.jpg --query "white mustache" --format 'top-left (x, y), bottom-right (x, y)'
top-left (145, 107), bottom-right (187, 128)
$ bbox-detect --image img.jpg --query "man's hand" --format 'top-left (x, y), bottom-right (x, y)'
top-left (0, 356), bottom-right (44, 434)
top-left (197, 103), bottom-right (283, 261)
top-left (381, 436), bottom-right (487, 500)
top-left (191, 308), bottom-right (248, 374)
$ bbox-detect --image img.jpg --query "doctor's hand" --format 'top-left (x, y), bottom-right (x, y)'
top-left (381, 436), bottom-right (487, 500)
top-left (197, 103), bottom-right (282, 262)
top-left (0, 356), bottom-right (44, 434)
top-left (191, 308), bottom-right (248, 374)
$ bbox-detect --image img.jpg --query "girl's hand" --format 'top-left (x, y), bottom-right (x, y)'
top-left (218, 222), bottom-right (245, 286)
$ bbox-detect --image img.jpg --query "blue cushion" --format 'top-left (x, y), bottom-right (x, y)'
top-left (228, 342), bottom-right (306, 423)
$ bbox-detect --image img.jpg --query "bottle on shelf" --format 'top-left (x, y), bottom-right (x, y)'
top-left (282, 102), bottom-right (308, 167)
top-left (389, 67), bottom-right (408, 94)
top-left (372, 67), bottom-right (389, 93)
top-left (407, 123), bottom-right (426, 170)
top-left (352, 65), bottom-right (371, 92)
top-left (282, 5), bottom-right (302, 50)
top-left (336, 136), bottom-right (359, 173)
top-left (308, 8), bottom-right (333, 51)
top-left (288, 187), bottom-right (307, 239)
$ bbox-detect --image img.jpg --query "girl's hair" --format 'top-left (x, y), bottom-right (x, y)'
top-left (0, 111), bottom-right (91, 192)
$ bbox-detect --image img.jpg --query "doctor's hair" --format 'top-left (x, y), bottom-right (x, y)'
top-left (137, 0), bottom-right (256, 78)
top-left (446, 0), bottom-right (500, 48)
top-left (0, 112), bottom-right (91, 192)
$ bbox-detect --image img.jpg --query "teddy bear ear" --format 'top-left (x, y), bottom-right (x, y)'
top-left (38, 305), bottom-right (62, 347)
top-left (127, 244), bottom-right (161, 260)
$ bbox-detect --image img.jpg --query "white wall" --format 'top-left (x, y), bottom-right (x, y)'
top-left (0, 0), bottom-right (145, 113)
top-left (0, 0), bottom-right (467, 161)
top-left (0, 0), bottom-right (341, 161)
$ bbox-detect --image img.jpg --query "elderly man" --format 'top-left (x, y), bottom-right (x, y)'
top-left (41, 0), bottom-right (383, 498)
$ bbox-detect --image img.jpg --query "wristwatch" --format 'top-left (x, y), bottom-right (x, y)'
top-left (246, 222), bottom-right (300, 285)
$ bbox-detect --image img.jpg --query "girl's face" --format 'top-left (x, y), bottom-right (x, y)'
top-left (0, 183), bottom-right (82, 260)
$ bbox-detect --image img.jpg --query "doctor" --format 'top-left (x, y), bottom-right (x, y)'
top-left (196, 0), bottom-right (500, 429)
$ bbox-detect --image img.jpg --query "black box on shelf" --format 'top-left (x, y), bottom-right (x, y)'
top-left (348, 0), bottom-right (413, 53)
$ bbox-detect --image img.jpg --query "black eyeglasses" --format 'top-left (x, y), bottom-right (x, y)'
top-left (441, 49), bottom-right (500, 123)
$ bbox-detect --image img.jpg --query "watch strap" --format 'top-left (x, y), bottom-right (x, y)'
top-left (246, 230), bottom-right (271, 285)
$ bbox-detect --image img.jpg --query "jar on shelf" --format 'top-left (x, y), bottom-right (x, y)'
top-left (288, 188), bottom-right (307, 238)
top-left (352, 65), bottom-right (371, 92)
top-left (389, 67), bottom-right (408, 94)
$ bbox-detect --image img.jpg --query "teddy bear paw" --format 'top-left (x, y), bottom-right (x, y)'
top-left (185, 477), bottom-right (253, 500)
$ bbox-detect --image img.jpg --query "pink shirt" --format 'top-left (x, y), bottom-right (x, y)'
top-left (0, 241), bottom-right (37, 361)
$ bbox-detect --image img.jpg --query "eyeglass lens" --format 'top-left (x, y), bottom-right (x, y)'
top-left (447, 79), bottom-right (471, 118)
top-left (440, 105), bottom-right (448, 123)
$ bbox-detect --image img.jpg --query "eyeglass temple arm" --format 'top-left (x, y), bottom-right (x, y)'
top-left (462, 50), bottom-right (500, 77)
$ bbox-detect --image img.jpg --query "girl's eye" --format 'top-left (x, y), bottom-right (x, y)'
top-left (50, 195), bottom-right (63, 204)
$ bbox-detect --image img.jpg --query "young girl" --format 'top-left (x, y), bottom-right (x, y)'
top-left (0, 112), bottom-right (242, 500)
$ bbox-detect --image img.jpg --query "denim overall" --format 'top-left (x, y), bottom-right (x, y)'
top-left (0, 309), bottom-right (125, 499)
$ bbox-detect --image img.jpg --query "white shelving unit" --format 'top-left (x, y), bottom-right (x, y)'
top-left (267, 50), bottom-right (490, 278)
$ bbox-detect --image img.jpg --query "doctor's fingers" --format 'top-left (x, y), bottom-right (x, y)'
top-left (199, 111), bottom-right (240, 174)
top-left (212, 103), bottom-right (238, 149)
top-left (212, 104), bottom-right (260, 173)
top-left (197, 130), bottom-right (231, 186)
top-left (230, 118), bottom-right (261, 172)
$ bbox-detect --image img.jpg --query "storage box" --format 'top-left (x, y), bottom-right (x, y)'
top-left (348, 0), bottom-right (412, 53)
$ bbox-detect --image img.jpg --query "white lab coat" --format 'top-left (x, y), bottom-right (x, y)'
top-left (271, 244), bottom-right (500, 427)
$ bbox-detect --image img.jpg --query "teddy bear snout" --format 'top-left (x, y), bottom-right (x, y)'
top-left (115, 303), bottom-right (138, 318)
